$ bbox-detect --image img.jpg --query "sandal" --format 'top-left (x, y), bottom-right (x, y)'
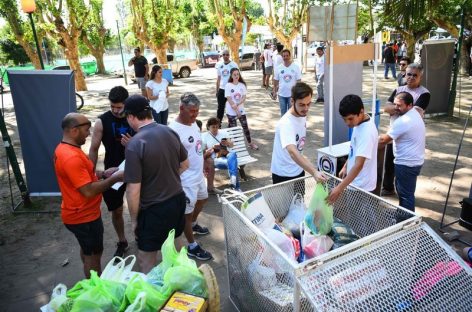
top-left (249, 143), bottom-right (259, 150)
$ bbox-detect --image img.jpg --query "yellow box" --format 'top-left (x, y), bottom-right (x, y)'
top-left (160, 292), bottom-right (208, 312)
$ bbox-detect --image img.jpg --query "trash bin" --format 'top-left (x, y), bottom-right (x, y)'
top-left (163, 68), bottom-right (173, 85)
top-left (221, 176), bottom-right (472, 311)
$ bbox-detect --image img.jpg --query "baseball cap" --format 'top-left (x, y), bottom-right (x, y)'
top-left (124, 95), bottom-right (150, 115)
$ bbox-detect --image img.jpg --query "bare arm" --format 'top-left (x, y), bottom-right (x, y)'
top-left (327, 156), bottom-right (366, 204)
top-left (88, 119), bottom-right (103, 169)
top-left (179, 158), bottom-right (189, 175)
top-left (78, 171), bottom-right (123, 198)
top-left (146, 87), bottom-right (158, 100)
top-left (286, 145), bottom-right (326, 182)
top-left (128, 57), bottom-right (135, 67)
top-left (126, 182), bottom-right (141, 227)
top-left (166, 85), bottom-right (170, 98)
top-left (378, 134), bottom-right (393, 148)
top-left (273, 79), bottom-right (279, 95)
top-left (144, 63), bottom-right (149, 78)
top-left (216, 76), bottom-right (221, 95)
top-left (384, 101), bottom-right (396, 115)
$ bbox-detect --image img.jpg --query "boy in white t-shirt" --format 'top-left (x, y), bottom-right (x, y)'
top-left (327, 95), bottom-right (379, 204)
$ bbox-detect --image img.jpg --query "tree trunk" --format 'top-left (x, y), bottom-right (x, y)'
top-left (93, 53), bottom-right (106, 74)
top-left (65, 47), bottom-right (88, 91)
top-left (18, 38), bottom-right (42, 69)
top-left (403, 33), bottom-right (416, 60)
top-left (227, 40), bottom-right (240, 65)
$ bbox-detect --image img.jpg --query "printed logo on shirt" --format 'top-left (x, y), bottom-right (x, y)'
top-left (297, 136), bottom-right (306, 151)
top-left (283, 74), bottom-right (293, 83)
top-left (188, 136), bottom-right (194, 143)
top-left (222, 68), bottom-right (230, 76)
top-left (233, 92), bottom-right (242, 102)
top-left (195, 140), bottom-right (203, 155)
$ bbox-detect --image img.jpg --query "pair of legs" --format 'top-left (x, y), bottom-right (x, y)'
top-left (272, 171), bottom-right (306, 195)
top-left (136, 192), bottom-right (186, 273)
top-left (394, 164), bottom-right (422, 212)
top-left (384, 63), bottom-right (397, 79)
top-left (103, 185), bottom-right (128, 257)
top-left (205, 153), bottom-right (240, 190)
top-left (264, 66), bottom-right (272, 88)
top-left (382, 143), bottom-right (395, 193)
top-left (227, 114), bottom-right (257, 149)
top-left (278, 96), bottom-right (291, 116)
top-left (65, 217), bottom-right (104, 278)
top-left (216, 89), bottom-right (226, 122)
top-left (136, 77), bottom-right (148, 98)
top-left (316, 74), bottom-right (324, 101)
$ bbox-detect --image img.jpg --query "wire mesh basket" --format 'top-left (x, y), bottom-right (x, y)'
top-left (221, 176), bottom-right (472, 312)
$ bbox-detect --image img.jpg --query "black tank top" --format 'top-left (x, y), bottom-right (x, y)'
top-left (99, 111), bottom-right (135, 168)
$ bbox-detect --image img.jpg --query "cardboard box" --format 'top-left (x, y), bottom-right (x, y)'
top-left (161, 292), bottom-right (208, 312)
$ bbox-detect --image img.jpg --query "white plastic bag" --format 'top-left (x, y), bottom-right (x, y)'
top-left (101, 255), bottom-right (137, 283)
top-left (247, 256), bottom-right (277, 290)
top-left (124, 291), bottom-right (147, 312)
top-left (242, 192), bottom-right (276, 229)
top-left (40, 284), bottom-right (68, 312)
top-left (300, 221), bottom-right (333, 260)
top-left (282, 193), bottom-right (306, 237)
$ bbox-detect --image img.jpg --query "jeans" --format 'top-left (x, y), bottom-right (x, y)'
top-left (394, 164), bottom-right (422, 212)
top-left (214, 152), bottom-right (239, 188)
top-left (316, 74), bottom-right (324, 100)
top-left (278, 96), bottom-right (291, 116)
top-left (384, 63), bottom-right (397, 79)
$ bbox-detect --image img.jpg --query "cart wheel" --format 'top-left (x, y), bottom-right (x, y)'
top-left (199, 264), bottom-right (220, 312)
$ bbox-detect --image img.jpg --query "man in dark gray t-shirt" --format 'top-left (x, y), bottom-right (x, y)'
top-left (123, 95), bottom-right (189, 273)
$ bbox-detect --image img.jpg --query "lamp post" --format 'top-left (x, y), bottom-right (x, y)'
top-left (21, 0), bottom-right (44, 69)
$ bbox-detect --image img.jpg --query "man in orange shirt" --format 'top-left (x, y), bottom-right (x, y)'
top-left (54, 113), bottom-right (123, 278)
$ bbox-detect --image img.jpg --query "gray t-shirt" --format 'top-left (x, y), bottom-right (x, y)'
top-left (124, 122), bottom-right (187, 209)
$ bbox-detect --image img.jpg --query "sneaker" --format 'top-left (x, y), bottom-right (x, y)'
top-left (192, 223), bottom-right (210, 235)
top-left (381, 189), bottom-right (396, 196)
top-left (113, 241), bottom-right (129, 258)
top-left (187, 244), bottom-right (213, 261)
top-left (230, 175), bottom-right (237, 186)
top-left (207, 188), bottom-right (223, 195)
top-left (249, 142), bottom-right (259, 150)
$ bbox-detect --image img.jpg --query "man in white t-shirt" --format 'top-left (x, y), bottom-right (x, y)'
top-left (263, 44), bottom-right (274, 89)
top-left (271, 82), bottom-right (326, 184)
top-left (215, 50), bottom-right (239, 122)
top-left (273, 49), bottom-right (302, 116)
top-left (379, 91), bottom-right (425, 212)
top-left (169, 93), bottom-right (212, 261)
top-left (327, 95), bottom-right (378, 204)
top-left (314, 47), bottom-right (325, 102)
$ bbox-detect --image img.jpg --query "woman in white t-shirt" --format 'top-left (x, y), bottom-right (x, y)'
top-left (145, 65), bottom-right (170, 125)
top-left (225, 68), bottom-right (258, 150)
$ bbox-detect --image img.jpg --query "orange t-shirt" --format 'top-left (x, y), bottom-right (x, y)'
top-left (54, 142), bottom-right (102, 224)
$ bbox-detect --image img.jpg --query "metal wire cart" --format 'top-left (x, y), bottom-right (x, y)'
top-left (221, 176), bottom-right (472, 311)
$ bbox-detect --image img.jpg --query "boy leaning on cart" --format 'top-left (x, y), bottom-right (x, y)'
top-left (327, 95), bottom-right (379, 205)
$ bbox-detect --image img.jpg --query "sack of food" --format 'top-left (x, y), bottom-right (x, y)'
top-left (242, 192), bottom-right (276, 229)
top-left (329, 217), bottom-right (360, 249)
top-left (305, 183), bottom-right (334, 236)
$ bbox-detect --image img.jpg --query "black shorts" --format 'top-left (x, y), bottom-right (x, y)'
top-left (137, 192), bottom-right (186, 252)
top-left (65, 217), bottom-right (104, 256)
top-left (103, 183), bottom-right (126, 211)
top-left (272, 171), bottom-right (306, 195)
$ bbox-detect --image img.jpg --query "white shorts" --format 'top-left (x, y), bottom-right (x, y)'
top-left (182, 179), bottom-right (208, 214)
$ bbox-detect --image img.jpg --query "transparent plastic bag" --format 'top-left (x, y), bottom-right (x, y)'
top-left (101, 255), bottom-right (136, 283)
top-left (124, 275), bottom-right (170, 312)
top-left (281, 193), bottom-right (306, 238)
top-left (305, 183), bottom-right (334, 235)
top-left (124, 292), bottom-right (147, 312)
top-left (146, 229), bottom-right (179, 287)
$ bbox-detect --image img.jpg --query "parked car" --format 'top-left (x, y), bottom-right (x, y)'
top-left (239, 52), bottom-right (255, 70)
top-left (201, 51), bottom-right (220, 67)
top-left (152, 54), bottom-right (198, 78)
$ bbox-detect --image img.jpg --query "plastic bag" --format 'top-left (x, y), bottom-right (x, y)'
top-left (247, 257), bottom-right (277, 290)
top-left (124, 292), bottom-right (147, 312)
top-left (242, 192), bottom-right (276, 229)
top-left (101, 255), bottom-right (136, 283)
top-left (281, 193), bottom-right (306, 238)
top-left (70, 270), bottom-right (126, 312)
top-left (303, 235), bottom-right (333, 259)
top-left (40, 284), bottom-right (70, 312)
top-left (261, 228), bottom-right (297, 269)
top-left (123, 275), bottom-right (170, 312)
top-left (329, 217), bottom-right (360, 249)
top-left (305, 183), bottom-right (333, 235)
top-left (147, 229), bottom-right (179, 287)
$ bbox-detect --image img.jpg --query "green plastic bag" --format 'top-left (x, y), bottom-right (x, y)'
top-left (163, 247), bottom-right (208, 298)
top-left (146, 229), bottom-right (179, 287)
top-left (69, 271), bottom-right (126, 312)
top-left (124, 292), bottom-right (147, 312)
top-left (122, 275), bottom-right (171, 312)
top-left (305, 183), bottom-right (334, 235)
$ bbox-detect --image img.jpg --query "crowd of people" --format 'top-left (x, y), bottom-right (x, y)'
top-left (53, 43), bottom-right (432, 277)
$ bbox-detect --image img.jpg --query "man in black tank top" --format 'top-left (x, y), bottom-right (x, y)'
top-left (89, 86), bottom-right (135, 258)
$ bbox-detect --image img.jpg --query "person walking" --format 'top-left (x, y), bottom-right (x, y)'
top-left (89, 86), bottom-right (133, 259)
top-left (215, 49), bottom-right (239, 122)
top-left (384, 43), bottom-right (397, 79)
top-left (273, 49), bottom-right (302, 116)
top-left (54, 113), bottom-right (123, 278)
top-left (263, 43), bottom-right (273, 89)
top-left (225, 68), bottom-right (258, 150)
top-left (128, 47), bottom-right (149, 97)
top-left (146, 65), bottom-right (170, 125)
top-left (314, 47), bottom-right (325, 102)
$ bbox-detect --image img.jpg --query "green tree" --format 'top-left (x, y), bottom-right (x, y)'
top-left (0, 39), bottom-right (30, 65)
top-left (0, 0), bottom-right (43, 69)
top-left (80, 0), bottom-right (111, 74)
top-left (130, 0), bottom-right (181, 64)
top-left (267, 0), bottom-right (308, 53)
top-left (37, 0), bottom-right (90, 91)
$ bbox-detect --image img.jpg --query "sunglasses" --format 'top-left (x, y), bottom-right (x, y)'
top-left (222, 54), bottom-right (229, 56)
top-left (73, 121), bottom-right (91, 128)
top-left (400, 63), bottom-right (407, 66)
top-left (406, 73), bottom-right (418, 77)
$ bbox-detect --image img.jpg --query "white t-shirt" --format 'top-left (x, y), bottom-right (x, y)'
top-left (274, 62), bottom-right (302, 98)
top-left (315, 54), bottom-right (325, 75)
top-left (387, 108), bottom-right (425, 167)
top-left (216, 61), bottom-right (238, 90)
top-left (264, 49), bottom-right (273, 67)
top-left (273, 53), bottom-right (283, 75)
top-left (168, 121), bottom-right (204, 186)
top-left (145, 79), bottom-right (169, 112)
top-left (224, 82), bottom-right (247, 116)
top-left (347, 118), bottom-right (378, 191)
top-left (271, 112), bottom-right (306, 177)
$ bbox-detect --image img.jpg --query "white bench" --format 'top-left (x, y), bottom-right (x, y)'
top-left (219, 126), bottom-right (258, 167)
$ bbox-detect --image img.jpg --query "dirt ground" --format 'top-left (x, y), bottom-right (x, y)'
top-left (0, 65), bottom-right (471, 311)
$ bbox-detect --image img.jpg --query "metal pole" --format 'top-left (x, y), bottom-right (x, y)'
top-left (116, 20), bottom-right (128, 85)
top-left (28, 13), bottom-right (44, 70)
top-left (447, 7), bottom-right (465, 117)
